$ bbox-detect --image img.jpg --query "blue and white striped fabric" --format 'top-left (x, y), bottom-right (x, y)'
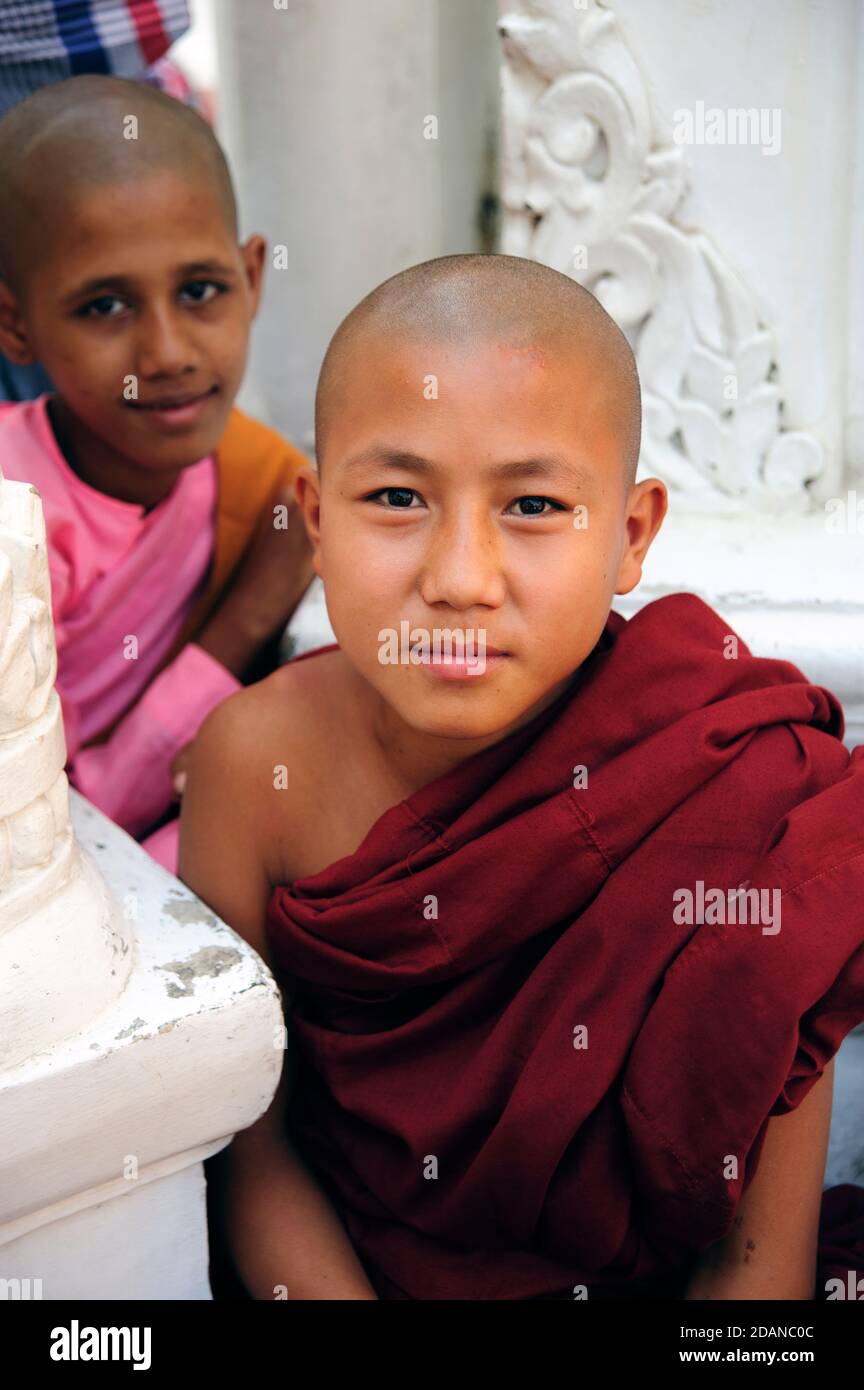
top-left (0, 0), bottom-right (190, 116)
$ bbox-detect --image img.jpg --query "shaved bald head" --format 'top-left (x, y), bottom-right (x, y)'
top-left (315, 253), bottom-right (642, 483)
top-left (0, 74), bottom-right (237, 296)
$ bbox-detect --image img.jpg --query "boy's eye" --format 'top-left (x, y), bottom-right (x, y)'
top-left (180, 280), bottom-right (226, 304)
top-left (75, 280), bottom-right (225, 318)
top-left (78, 294), bottom-right (126, 319)
top-left (366, 487), bottom-right (421, 509)
top-left (507, 495), bottom-right (566, 516)
top-left (363, 490), bottom-right (567, 514)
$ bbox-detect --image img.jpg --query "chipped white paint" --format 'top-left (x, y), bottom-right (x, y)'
top-left (0, 793), bottom-right (284, 1256)
top-left (0, 470), bottom-right (284, 1297)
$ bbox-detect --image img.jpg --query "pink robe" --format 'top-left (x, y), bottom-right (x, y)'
top-left (0, 395), bottom-right (241, 873)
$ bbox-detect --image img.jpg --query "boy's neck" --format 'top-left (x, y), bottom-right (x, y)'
top-left (46, 396), bottom-right (184, 513)
top-left (364, 664), bottom-right (581, 799)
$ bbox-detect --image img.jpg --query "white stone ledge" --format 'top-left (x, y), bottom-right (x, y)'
top-left (0, 1160), bottom-right (217, 1300)
top-left (0, 1137), bottom-right (228, 1248)
top-left (0, 792), bottom-right (284, 1246)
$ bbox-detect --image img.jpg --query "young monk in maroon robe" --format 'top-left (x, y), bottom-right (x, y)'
top-left (179, 253), bottom-right (864, 1301)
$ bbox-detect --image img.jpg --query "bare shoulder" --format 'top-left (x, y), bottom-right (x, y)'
top-left (252, 646), bottom-right (353, 754)
top-left (236, 647), bottom-right (357, 878)
top-left (178, 649), bottom-right (354, 961)
top-left (264, 645), bottom-right (348, 703)
top-left (177, 685), bottom-right (278, 960)
top-left (192, 648), bottom-right (347, 762)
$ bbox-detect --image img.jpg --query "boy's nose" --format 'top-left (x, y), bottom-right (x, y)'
top-left (418, 509), bottom-right (507, 611)
top-left (136, 307), bottom-right (199, 378)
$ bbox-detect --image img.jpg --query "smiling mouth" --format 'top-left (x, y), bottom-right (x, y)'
top-left (418, 647), bottom-right (511, 680)
top-left (125, 385), bottom-right (219, 411)
top-left (419, 648), bottom-right (509, 661)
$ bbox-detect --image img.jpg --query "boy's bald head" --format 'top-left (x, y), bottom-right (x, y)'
top-left (0, 74), bottom-right (237, 296)
top-left (314, 254), bottom-right (642, 484)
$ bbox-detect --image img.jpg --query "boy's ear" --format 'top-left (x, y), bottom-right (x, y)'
top-left (239, 234), bottom-right (267, 319)
top-left (615, 477), bottom-right (667, 596)
top-left (0, 281), bottom-right (36, 364)
top-left (294, 464), bottom-right (323, 578)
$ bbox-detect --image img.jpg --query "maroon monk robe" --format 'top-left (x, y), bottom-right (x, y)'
top-left (266, 593), bottom-right (864, 1300)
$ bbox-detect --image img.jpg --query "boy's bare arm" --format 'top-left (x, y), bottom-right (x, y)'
top-left (218, 1061), bottom-right (377, 1300)
top-left (178, 696), bottom-right (377, 1300)
top-left (685, 1057), bottom-right (834, 1300)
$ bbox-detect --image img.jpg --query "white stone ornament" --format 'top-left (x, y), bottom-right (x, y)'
top-left (498, 0), bottom-right (824, 513)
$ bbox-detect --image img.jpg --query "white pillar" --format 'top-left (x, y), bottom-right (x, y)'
top-left (212, 0), bottom-right (499, 452)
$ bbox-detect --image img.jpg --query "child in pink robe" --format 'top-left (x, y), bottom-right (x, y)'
top-left (0, 76), bottom-right (313, 874)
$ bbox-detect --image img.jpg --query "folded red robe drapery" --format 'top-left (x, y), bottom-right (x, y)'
top-left (266, 593), bottom-right (864, 1300)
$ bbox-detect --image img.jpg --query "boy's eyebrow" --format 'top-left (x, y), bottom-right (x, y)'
top-left (62, 260), bottom-right (237, 304)
top-left (342, 444), bottom-right (593, 487)
top-left (61, 275), bottom-right (134, 307)
top-left (176, 259), bottom-right (238, 278)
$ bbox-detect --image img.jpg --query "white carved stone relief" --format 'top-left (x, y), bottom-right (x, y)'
top-left (497, 0), bottom-right (824, 513)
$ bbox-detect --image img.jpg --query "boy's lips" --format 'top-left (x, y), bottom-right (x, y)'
top-left (419, 647), bottom-right (510, 681)
top-left (125, 384), bottom-right (219, 429)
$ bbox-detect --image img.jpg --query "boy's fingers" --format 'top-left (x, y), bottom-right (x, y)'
top-left (170, 741), bottom-right (193, 797)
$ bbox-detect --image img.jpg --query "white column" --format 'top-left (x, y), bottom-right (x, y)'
top-left (212, 0), bottom-right (499, 453)
top-left (213, 0), bottom-right (440, 452)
